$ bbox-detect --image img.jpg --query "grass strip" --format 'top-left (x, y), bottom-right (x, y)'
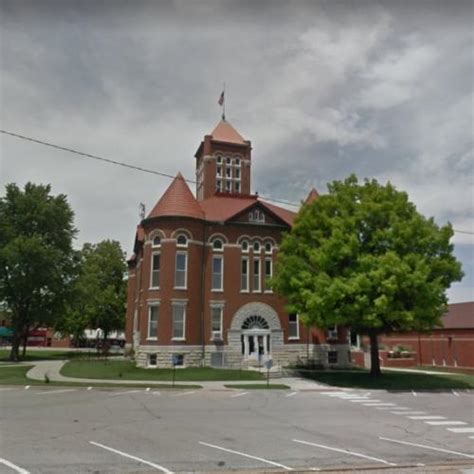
top-left (61, 360), bottom-right (265, 381)
top-left (295, 369), bottom-right (474, 390)
top-left (0, 365), bottom-right (201, 388)
top-left (224, 383), bottom-right (290, 389)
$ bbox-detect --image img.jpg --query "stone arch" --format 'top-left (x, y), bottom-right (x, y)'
top-left (230, 302), bottom-right (281, 331)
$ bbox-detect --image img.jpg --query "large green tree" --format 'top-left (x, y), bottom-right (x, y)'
top-left (0, 183), bottom-right (77, 361)
top-left (58, 240), bottom-right (127, 345)
top-left (273, 175), bottom-right (463, 377)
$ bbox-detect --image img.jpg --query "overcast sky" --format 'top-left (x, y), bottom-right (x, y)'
top-left (1, 0), bottom-right (472, 303)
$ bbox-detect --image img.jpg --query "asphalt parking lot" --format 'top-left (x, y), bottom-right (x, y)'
top-left (0, 386), bottom-right (473, 473)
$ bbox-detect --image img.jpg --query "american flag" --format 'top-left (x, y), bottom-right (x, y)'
top-left (218, 91), bottom-right (224, 106)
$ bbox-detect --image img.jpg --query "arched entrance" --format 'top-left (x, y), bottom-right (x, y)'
top-left (228, 303), bottom-right (283, 362)
top-left (241, 315), bottom-right (270, 359)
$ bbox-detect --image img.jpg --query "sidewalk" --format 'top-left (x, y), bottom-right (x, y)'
top-left (25, 360), bottom-right (331, 391)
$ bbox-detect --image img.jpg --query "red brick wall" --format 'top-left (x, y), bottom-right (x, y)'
top-left (127, 216), bottom-right (312, 348)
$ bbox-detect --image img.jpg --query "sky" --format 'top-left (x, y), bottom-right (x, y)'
top-left (0, 0), bottom-right (473, 303)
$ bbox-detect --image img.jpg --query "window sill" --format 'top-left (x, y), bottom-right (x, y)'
top-left (240, 290), bottom-right (249, 293)
top-left (252, 290), bottom-right (262, 294)
top-left (146, 337), bottom-right (158, 341)
top-left (264, 290), bottom-right (273, 294)
top-left (149, 287), bottom-right (160, 291)
top-left (172, 338), bottom-right (186, 342)
top-left (173, 287), bottom-right (187, 291)
top-left (211, 289), bottom-right (224, 293)
top-left (288, 337), bottom-right (300, 341)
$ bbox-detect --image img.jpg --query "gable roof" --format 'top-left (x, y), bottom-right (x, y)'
top-left (146, 173), bottom-right (204, 220)
top-left (199, 194), bottom-right (296, 226)
top-left (210, 120), bottom-right (247, 145)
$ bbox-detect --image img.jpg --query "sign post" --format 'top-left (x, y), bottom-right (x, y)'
top-left (264, 358), bottom-right (273, 388)
top-left (171, 355), bottom-right (179, 387)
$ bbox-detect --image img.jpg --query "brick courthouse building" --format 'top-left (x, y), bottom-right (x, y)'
top-left (125, 120), bottom-right (350, 368)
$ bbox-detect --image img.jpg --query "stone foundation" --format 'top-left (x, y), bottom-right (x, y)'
top-left (135, 343), bottom-right (351, 369)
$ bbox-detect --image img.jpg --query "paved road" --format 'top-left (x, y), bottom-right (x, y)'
top-left (0, 386), bottom-right (473, 473)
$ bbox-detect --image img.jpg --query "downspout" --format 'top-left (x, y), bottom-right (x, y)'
top-left (200, 222), bottom-right (207, 365)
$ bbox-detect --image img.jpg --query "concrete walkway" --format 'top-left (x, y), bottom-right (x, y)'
top-left (25, 360), bottom-right (330, 391)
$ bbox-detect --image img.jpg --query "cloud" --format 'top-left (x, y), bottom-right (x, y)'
top-left (0, 0), bottom-right (472, 302)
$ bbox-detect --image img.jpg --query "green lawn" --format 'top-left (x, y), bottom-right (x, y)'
top-left (224, 383), bottom-right (290, 389)
top-left (296, 369), bottom-right (474, 390)
top-left (0, 349), bottom-right (121, 362)
top-left (0, 365), bottom-right (201, 388)
top-left (61, 360), bottom-right (266, 381)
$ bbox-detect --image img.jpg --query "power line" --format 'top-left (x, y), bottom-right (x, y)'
top-left (1, 128), bottom-right (473, 236)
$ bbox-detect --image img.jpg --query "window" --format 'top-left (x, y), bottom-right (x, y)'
top-left (216, 180), bottom-right (222, 192)
top-left (216, 155), bottom-right (222, 164)
top-left (249, 210), bottom-right (265, 223)
top-left (216, 166), bottom-right (222, 177)
top-left (226, 156), bottom-right (231, 165)
top-left (212, 256), bottom-right (223, 291)
top-left (147, 305), bottom-right (159, 340)
top-left (172, 303), bottom-right (186, 340)
top-left (241, 240), bottom-right (249, 252)
top-left (253, 241), bottom-right (261, 253)
top-left (212, 239), bottom-right (223, 251)
top-left (327, 325), bottom-right (338, 341)
top-left (235, 182), bottom-right (240, 193)
top-left (150, 253), bottom-right (160, 288)
top-left (235, 158), bottom-right (241, 167)
top-left (235, 168), bottom-right (240, 179)
top-left (225, 180), bottom-right (231, 192)
top-left (264, 257), bottom-right (272, 292)
top-left (152, 235), bottom-right (161, 247)
top-left (148, 354), bottom-right (157, 367)
top-left (248, 211), bottom-right (254, 221)
top-left (288, 313), bottom-right (299, 339)
top-left (225, 167), bottom-right (231, 178)
top-left (264, 241), bottom-right (273, 254)
top-left (175, 252), bottom-right (187, 288)
top-left (176, 234), bottom-right (188, 247)
top-left (172, 354), bottom-right (184, 366)
top-left (211, 306), bottom-right (223, 340)
top-left (253, 259), bottom-right (261, 292)
top-left (328, 351), bottom-right (338, 364)
top-left (241, 257), bottom-right (249, 291)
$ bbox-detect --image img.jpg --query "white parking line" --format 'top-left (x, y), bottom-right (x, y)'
top-left (362, 403), bottom-right (396, 407)
top-left (409, 416), bottom-right (445, 420)
top-left (37, 389), bottom-right (76, 396)
top-left (293, 439), bottom-right (396, 466)
top-left (109, 390), bottom-right (142, 397)
top-left (447, 427), bottom-right (474, 434)
top-left (412, 390), bottom-right (417, 397)
top-left (350, 399), bottom-right (380, 403)
top-left (452, 390), bottom-right (459, 397)
top-left (379, 437), bottom-right (474, 459)
top-left (231, 392), bottom-right (249, 398)
top-left (0, 457), bottom-right (30, 473)
top-left (376, 407), bottom-right (405, 410)
top-left (199, 441), bottom-right (293, 471)
top-left (285, 392), bottom-right (298, 398)
top-left (425, 421), bottom-right (467, 426)
top-left (391, 411), bottom-right (426, 415)
top-left (90, 441), bottom-right (173, 472)
top-left (174, 391), bottom-right (197, 397)
top-left (24, 385), bottom-right (30, 390)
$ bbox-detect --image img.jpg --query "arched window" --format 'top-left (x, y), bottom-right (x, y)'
top-left (152, 235), bottom-right (161, 247)
top-left (241, 240), bottom-right (249, 253)
top-left (253, 241), bottom-right (261, 253)
top-left (264, 241), bottom-right (273, 254)
top-left (242, 315), bottom-right (269, 330)
top-left (212, 239), bottom-right (223, 251)
top-left (176, 234), bottom-right (188, 247)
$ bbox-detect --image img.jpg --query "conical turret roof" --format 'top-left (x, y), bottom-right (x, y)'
top-left (304, 187), bottom-right (319, 204)
top-left (147, 173), bottom-right (204, 220)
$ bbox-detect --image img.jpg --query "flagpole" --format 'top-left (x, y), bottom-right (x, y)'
top-left (222, 82), bottom-right (226, 121)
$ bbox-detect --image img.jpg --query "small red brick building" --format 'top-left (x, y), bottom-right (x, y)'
top-left (351, 302), bottom-right (474, 370)
top-left (125, 120), bottom-right (350, 368)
